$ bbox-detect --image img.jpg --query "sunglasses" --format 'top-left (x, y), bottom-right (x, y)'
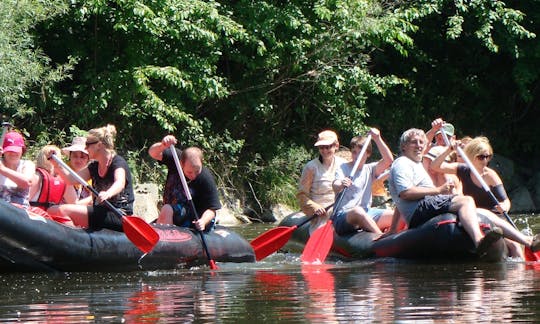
top-left (476, 154), bottom-right (492, 161)
top-left (85, 141), bottom-right (99, 148)
top-left (318, 145), bottom-right (334, 150)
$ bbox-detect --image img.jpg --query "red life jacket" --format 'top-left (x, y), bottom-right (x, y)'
top-left (30, 168), bottom-right (66, 210)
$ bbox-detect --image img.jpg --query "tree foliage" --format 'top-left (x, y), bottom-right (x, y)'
top-left (3, 0), bottom-right (539, 212)
top-left (0, 0), bottom-right (69, 120)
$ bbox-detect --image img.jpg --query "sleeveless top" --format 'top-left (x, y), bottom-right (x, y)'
top-left (456, 164), bottom-right (507, 209)
top-left (0, 159), bottom-right (32, 207)
top-left (297, 156), bottom-right (347, 215)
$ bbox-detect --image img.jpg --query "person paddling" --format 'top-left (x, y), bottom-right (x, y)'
top-left (297, 130), bottom-right (347, 231)
top-left (149, 135), bottom-right (221, 231)
top-left (331, 128), bottom-right (399, 237)
top-left (388, 125), bottom-right (504, 255)
top-left (49, 125), bottom-right (135, 231)
top-left (0, 131), bottom-right (35, 207)
top-left (431, 136), bottom-right (540, 258)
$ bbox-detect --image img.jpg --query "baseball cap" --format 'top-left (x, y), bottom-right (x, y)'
top-left (2, 131), bottom-right (26, 154)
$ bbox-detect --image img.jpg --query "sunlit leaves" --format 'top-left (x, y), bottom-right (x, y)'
top-left (0, 0), bottom-right (67, 116)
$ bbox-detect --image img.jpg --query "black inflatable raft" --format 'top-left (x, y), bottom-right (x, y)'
top-left (279, 211), bottom-right (507, 262)
top-left (0, 200), bottom-right (255, 272)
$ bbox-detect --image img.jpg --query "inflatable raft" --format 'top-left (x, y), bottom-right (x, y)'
top-left (279, 211), bottom-right (507, 262)
top-left (0, 200), bottom-right (255, 272)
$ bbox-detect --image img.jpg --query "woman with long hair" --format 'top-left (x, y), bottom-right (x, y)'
top-left (49, 125), bottom-right (135, 231)
top-left (431, 136), bottom-right (539, 259)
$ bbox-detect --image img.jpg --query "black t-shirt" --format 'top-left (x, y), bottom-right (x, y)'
top-left (88, 154), bottom-right (134, 212)
top-left (160, 147), bottom-right (221, 217)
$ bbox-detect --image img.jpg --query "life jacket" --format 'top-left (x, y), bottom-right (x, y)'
top-left (30, 168), bottom-right (66, 210)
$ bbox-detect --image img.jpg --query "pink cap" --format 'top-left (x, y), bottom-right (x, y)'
top-left (2, 131), bottom-right (26, 154)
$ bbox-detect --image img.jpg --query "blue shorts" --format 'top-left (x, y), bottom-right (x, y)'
top-left (172, 204), bottom-right (215, 232)
top-left (333, 208), bottom-right (383, 235)
top-left (409, 195), bottom-right (454, 228)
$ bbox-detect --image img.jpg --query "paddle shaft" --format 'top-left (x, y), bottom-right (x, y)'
top-left (301, 134), bottom-right (372, 263)
top-left (297, 203), bottom-right (335, 228)
top-left (170, 145), bottom-right (218, 269)
top-left (440, 129), bottom-right (517, 227)
top-left (333, 134), bottom-right (372, 217)
top-left (51, 154), bottom-right (124, 217)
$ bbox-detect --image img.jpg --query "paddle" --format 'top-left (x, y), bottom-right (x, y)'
top-left (250, 203), bottom-right (334, 261)
top-left (50, 153), bottom-right (159, 253)
top-left (170, 145), bottom-right (219, 270)
top-left (300, 134), bottom-right (372, 263)
top-left (440, 127), bottom-right (540, 261)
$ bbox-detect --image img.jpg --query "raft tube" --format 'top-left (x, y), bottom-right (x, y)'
top-left (279, 211), bottom-right (507, 262)
top-left (0, 200), bottom-right (255, 272)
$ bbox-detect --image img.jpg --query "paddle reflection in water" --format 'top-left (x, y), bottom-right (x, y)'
top-left (301, 264), bottom-right (337, 322)
top-left (1, 249), bottom-right (540, 321)
top-left (123, 277), bottom-right (222, 323)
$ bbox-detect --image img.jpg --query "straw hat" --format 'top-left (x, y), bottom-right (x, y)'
top-left (62, 137), bottom-right (88, 155)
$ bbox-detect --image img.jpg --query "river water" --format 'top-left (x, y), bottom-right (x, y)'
top-left (0, 214), bottom-right (539, 323)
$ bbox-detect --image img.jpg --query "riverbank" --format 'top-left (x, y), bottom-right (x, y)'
top-left (134, 153), bottom-right (539, 227)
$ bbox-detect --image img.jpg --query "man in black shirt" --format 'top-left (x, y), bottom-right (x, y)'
top-left (149, 135), bottom-right (221, 231)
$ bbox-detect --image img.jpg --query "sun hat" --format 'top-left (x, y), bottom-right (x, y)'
top-left (314, 130), bottom-right (338, 147)
top-left (2, 131), bottom-right (26, 154)
top-left (62, 136), bottom-right (89, 155)
top-left (435, 123), bottom-right (455, 136)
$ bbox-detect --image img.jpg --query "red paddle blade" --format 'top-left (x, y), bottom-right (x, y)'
top-left (300, 220), bottom-right (335, 264)
top-left (208, 259), bottom-right (219, 270)
top-left (250, 226), bottom-right (298, 261)
top-left (122, 216), bottom-right (160, 253)
top-left (524, 247), bottom-right (540, 262)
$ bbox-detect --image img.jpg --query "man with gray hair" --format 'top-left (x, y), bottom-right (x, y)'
top-left (388, 124), bottom-right (502, 255)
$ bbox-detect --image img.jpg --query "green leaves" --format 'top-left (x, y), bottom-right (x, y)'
top-left (0, 0), bottom-right (67, 117)
top-left (3, 0), bottom-right (539, 211)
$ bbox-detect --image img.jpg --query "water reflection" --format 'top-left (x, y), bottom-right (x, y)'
top-left (301, 264), bottom-right (337, 322)
top-left (0, 260), bottom-right (539, 322)
top-left (1, 215), bottom-right (540, 322)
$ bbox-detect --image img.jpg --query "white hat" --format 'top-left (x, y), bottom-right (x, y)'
top-left (314, 130), bottom-right (338, 147)
top-left (435, 123), bottom-right (455, 136)
top-left (62, 136), bottom-right (88, 155)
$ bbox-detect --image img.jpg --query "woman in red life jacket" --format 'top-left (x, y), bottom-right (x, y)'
top-left (29, 145), bottom-right (78, 207)
top-left (29, 145), bottom-right (76, 226)
top-left (62, 137), bottom-right (92, 205)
